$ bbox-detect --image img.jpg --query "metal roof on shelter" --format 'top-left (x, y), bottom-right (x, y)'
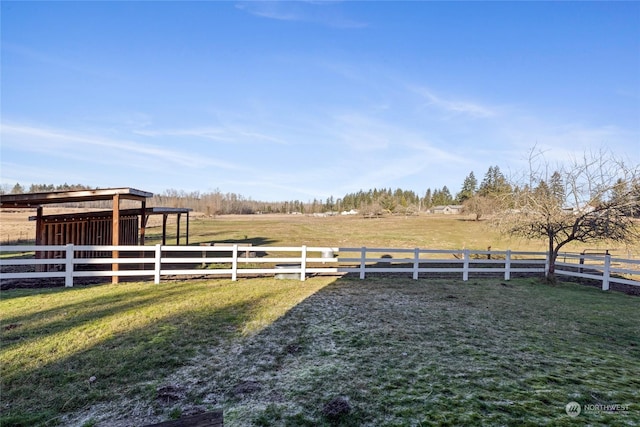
top-left (0, 187), bottom-right (153, 208)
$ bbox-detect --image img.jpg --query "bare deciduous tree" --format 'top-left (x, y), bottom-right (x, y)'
top-left (495, 147), bottom-right (639, 280)
top-left (462, 195), bottom-right (498, 221)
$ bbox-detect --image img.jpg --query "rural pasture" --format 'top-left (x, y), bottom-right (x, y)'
top-left (2, 210), bottom-right (638, 256)
top-left (1, 212), bottom-right (639, 426)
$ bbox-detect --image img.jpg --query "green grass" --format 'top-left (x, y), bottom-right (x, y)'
top-left (0, 277), bottom-right (334, 426)
top-left (2, 277), bottom-right (639, 426)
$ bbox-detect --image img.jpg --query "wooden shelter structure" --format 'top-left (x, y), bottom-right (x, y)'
top-left (0, 188), bottom-right (191, 282)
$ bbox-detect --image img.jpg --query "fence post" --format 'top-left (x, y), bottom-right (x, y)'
top-left (413, 248), bottom-right (420, 280)
top-left (504, 250), bottom-right (511, 281)
top-left (360, 247), bottom-right (367, 280)
top-left (463, 249), bottom-right (470, 281)
top-left (232, 244), bottom-right (238, 281)
top-left (300, 245), bottom-right (307, 281)
top-left (154, 244), bottom-right (162, 284)
top-left (65, 243), bottom-right (74, 287)
top-left (602, 254), bottom-right (611, 291)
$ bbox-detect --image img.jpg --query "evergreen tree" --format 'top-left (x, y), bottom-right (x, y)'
top-left (423, 188), bottom-right (432, 208)
top-left (456, 171), bottom-right (478, 203)
top-left (632, 179), bottom-right (640, 218)
top-left (441, 186), bottom-right (453, 204)
top-left (431, 190), bottom-right (439, 206)
top-left (549, 171), bottom-right (565, 206)
top-left (432, 186), bottom-right (453, 206)
top-left (534, 180), bottom-right (551, 199)
top-left (479, 166), bottom-right (511, 197)
top-left (10, 183), bottom-right (24, 194)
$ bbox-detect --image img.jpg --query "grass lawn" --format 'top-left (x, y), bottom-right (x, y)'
top-left (1, 276), bottom-right (639, 426)
top-left (0, 277), bottom-right (334, 426)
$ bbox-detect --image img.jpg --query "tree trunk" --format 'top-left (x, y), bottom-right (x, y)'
top-left (547, 234), bottom-right (556, 279)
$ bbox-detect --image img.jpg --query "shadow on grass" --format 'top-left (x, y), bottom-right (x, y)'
top-left (190, 276), bottom-right (640, 426)
top-left (214, 237), bottom-right (277, 247)
top-left (0, 279), bottom-right (327, 426)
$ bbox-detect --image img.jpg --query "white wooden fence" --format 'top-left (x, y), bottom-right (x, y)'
top-left (0, 244), bottom-right (339, 286)
top-left (554, 252), bottom-right (640, 290)
top-left (1, 244), bottom-right (638, 290)
top-left (338, 247), bottom-right (548, 281)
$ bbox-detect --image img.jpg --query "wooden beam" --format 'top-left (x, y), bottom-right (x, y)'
top-left (29, 207), bottom-right (190, 222)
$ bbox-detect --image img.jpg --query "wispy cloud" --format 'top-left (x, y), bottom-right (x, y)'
top-left (235, 1), bottom-right (368, 28)
top-left (498, 117), bottom-right (639, 162)
top-left (235, 2), bottom-right (302, 22)
top-left (134, 126), bottom-right (286, 145)
top-left (316, 110), bottom-right (473, 194)
top-left (412, 87), bottom-right (497, 118)
top-left (1, 122), bottom-right (242, 171)
top-left (0, 161), bottom-right (88, 187)
top-left (332, 113), bottom-right (393, 151)
top-left (330, 111), bottom-right (468, 163)
top-left (2, 42), bottom-right (119, 80)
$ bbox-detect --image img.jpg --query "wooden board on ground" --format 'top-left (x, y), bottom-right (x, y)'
top-left (144, 410), bottom-right (223, 427)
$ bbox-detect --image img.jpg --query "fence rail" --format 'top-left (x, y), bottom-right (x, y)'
top-left (1, 244), bottom-right (638, 290)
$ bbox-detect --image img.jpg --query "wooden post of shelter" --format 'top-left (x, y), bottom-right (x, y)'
top-left (139, 200), bottom-right (146, 245)
top-left (186, 211), bottom-right (189, 245)
top-left (35, 207), bottom-right (44, 271)
top-left (176, 213), bottom-right (181, 245)
top-left (112, 194), bottom-right (120, 284)
top-left (139, 201), bottom-right (147, 273)
top-left (162, 214), bottom-right (168, 246)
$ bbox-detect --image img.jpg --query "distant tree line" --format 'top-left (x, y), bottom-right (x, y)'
top-left (3, 163), bottom-right (638, 218)
top-left (3, 182), bottom-right (95, 195)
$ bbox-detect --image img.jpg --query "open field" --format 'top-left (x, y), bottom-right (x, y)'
top-left (162, 213), bottom-right (640, 257)
top-left (3, 209), bottom-right (638, 258)
top-left (1, 277), bottom-right (639, 426)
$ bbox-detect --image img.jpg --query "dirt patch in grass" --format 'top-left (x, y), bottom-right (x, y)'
top-left (58, 277), bottom-right (640, 426)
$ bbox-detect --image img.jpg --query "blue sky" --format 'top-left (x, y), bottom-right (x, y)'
top-left (2, 1), bottom-right (639, 201)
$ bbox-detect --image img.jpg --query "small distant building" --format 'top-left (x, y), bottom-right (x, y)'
top-left (562, 204), bottom-right (597, 215)
top-left (430, 205), bottom-right (464, 215)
